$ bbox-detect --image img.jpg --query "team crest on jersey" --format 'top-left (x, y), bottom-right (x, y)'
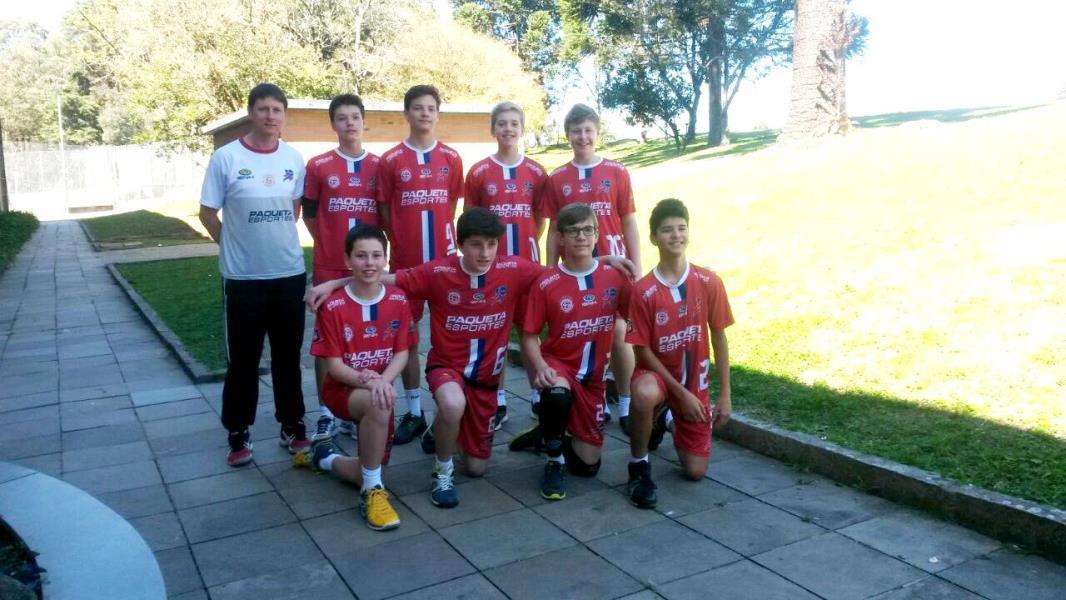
top-left (523, 182), bottom-right (535, 193)
top-left (448, 290), bottom-right (461, 305)
top-left (486, 184), bottom-right (497, 196)
top-left (237, 168), bottom-right (253, 180)
top-left (328, 175), bottom-right (341, 189)
top-left (505, 182), bottom-right (518, 193)
top-left (582, 293), bottom-right (596, 306)
top-left (420, 167), bottom-right (432, 179)
top-left (283, 169), bottom-right (294, 182)
top-left (494, 286), bottom-right (507, 300)
top-left (364, 326), bottom-right (378, 338)
top-left (561, 184), bottom-right (572, 197)
top-left (348, 176), bottom-right (361, 187)
top-left (580, 182), bottom-right (593, 193)
top-left (343, 325), bottom-right (354, 342)
top-left (384, 319), bottom-right (400, 339)
top-left (656, 311), bottom-right (669, 325)
top-left (679, 305), bottom-right (688, 318)
top-left (400, 169), bottom-right (412, 183)
top-left (368, 176), bottom-right (378, 188)
top-left (560, 297), bottom-right (574, 313)
top-left (438, 166), bottom-right (449, 177)
top-left (599, 179), bottom-right (612, 192)
top-left (264, 174), bottom-right (276, 186)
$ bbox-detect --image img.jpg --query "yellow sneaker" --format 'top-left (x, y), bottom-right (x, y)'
top-left (361, 486), bottom-right (400, 531)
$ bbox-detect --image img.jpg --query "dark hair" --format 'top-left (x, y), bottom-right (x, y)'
top-left (556, 203), bottom-right (597, 233)
top-left (345, 223), bottom-right (388, 255)
top-left (247, 83), bottom-right (288, 113)
top-left (457, 207), bottom-right (505, 244)
top-left (564, 103), bottom-right (600, 132)
top-left (329, 93), bottom-right (365, 121)
top-left (404, 84), bottom-right (441, 111)
top-left (649, 198), bottom-right (689, 234)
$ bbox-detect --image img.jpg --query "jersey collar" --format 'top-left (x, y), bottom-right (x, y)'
top-left (570, 157), bottom-right (604, 170)
top-left (334, 148), bottom-right (368, 162)
top-left (653, 261), bottom-right (690, 288)
top-left (558, 260), bottom-right (600, 279)
top-left (490, 154), bottom-right (524, 169)
top-left (344, 283), bottom-right (386, 306)
top-left (458, 255), bottom-right (491, 278)
top-left (403, 139), bottom-right (438, 154)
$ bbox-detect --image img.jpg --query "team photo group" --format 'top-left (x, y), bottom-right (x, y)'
top-left (200, 82), bottom-right (735, 533)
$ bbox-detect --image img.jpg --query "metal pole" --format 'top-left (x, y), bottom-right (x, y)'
top-left (57, 95), bottom-right (69, 211)
top-left (0, 116), bottom-right (9, 213)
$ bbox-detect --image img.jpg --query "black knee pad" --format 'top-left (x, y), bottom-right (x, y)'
top-left (539, 386), bottom-right (571, 441)
top-left (562, 437), bottom-right (601, 477)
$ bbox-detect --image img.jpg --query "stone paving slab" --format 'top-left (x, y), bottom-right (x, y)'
top-left (2, 222), bottom-right (1063, 599)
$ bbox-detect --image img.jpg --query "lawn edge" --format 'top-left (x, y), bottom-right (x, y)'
top-left (105, 262), bottom-right (223, 383)
top-left (717, 414), bottom-right (1066, 564)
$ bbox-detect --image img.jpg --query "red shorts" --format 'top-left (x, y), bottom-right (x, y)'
top-left (543, 356), bottom-right (606, 448)
top-left (632, 368), bottom-right (712, 457)
top-left (426, 367), bottom-right (498, 460)
top-left (312, 266), bottom-right (351, 287)
top-left (320, 380), bottom-right (395, 465)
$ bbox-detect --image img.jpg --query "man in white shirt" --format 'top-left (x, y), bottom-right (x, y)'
top-left (200, 83), bottom-right (310, 467)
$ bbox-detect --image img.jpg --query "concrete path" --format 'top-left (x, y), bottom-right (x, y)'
top-left (1, 222), bottom-right (1063, 600)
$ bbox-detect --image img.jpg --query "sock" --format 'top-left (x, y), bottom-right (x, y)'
top-left (361, 466), bottom-right (382, 492)
top-left (630, 454), bottom-right (649, 464)
top-left (405, 389), bottom-right (422, 417)
top-left (605, 370), bottom-right (615, 381)
top-left (497, 390), bottom-right (507, 407)
top-left (530, 389), bottom-right (540, 405)
top-left (434, 457), bottom-right (454, 474)
top-left (318, 453), bottom-right (338, 472)
top-left (618, 395), bottom-right (631, 417)
top-left (665, 409), bottom-right (674, 429)
top-left (548, 455), bottom-right (565, 464)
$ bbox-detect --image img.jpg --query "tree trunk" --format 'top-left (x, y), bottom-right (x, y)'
top-left (782, 0), bottom-right (849, 139)
top-left (707, 59), bottom-right (725, 147)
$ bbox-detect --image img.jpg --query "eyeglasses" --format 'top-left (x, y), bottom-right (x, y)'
top-left (562, 226), bottom-right (598, 239)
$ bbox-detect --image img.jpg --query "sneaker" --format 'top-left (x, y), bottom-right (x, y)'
top-left (627, 460), bottom-right (658, 509)
top-left (648, 409), bottom-right (668, 451)
top-left (491, 405), bottom-right (509, 431)
top-left (394, 412), bottom-right (428, 445)
top-left (431, 466), bottom-right (459, 508)
top-left (226, 430), bottom-right (253, 467)
top-left (361, 486), bottom-right (401, 531)
top-left (279, 422), bottom-right (310, 454)
top-left (420, 427), bottom-right (436, 455)
top-left (508, 424), bottom-right (542, 453)
top-left (540, 461), bottom-right (567, 501)
top-left (313, 414), bottom-right (334, 441)
top-left (337, 419), bottom-right (356, 439)
top-left (309, 434), bottom-right (338, 472)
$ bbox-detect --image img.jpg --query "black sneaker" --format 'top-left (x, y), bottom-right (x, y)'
top-left (508, 424), bottom-right (542, 453)
top-left (627, 460), bottom-right (658, 508)
top-left (227, 430), bottom-right (253, 467)
top-left (394, 412), bottom-right (428, 445)
top-left (491, 405), bottom-right (508, 431)
top-left (648, 408), bottom-right (668, 451)
top-left (619, 415), bottom-right (631, 437)
top-left (420, 427), bottom-right (436, 455)
top-left (541, 461), bottom-right (566, 500)
top-left (313, 414), bottom-right (334, 441)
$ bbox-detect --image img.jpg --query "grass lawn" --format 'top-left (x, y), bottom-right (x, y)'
top-left (0, 212), bottom-right (40, 274)
top-left (81, 209), bottom-right (209, 247)
top-left (117, 248), bottom-right (313, 372)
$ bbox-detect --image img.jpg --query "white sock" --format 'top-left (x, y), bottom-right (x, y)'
top-left (497, 390), bottom-right (507, 407)
top-left (320, 405), bottom-right (335, 420)
top-left (405, 389), bottom-right (422, 417)
top-left (605, 370), bottom-right (616, 381)
top-left (318, 453), bottom-right (338, 472)
top-left (361, 466), bottom-right (382, 491)
top-left (665, 409), bottom-right (674, 429)
top-left (530, 389), bottom-right (540, 405)
top-left (434, 457), bottom-right (454, 474)
top-left (630, 454), bottom-right (649, 464)
top-left (618, 395), bottom-right (631, 417)
top-left (604, 402), bottom-right (612, 416)
top-left (548, 454), bottom-right (565, 464)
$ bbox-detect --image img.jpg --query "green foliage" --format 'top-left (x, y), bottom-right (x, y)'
top-left (0, 212), bottom-right (39, 274)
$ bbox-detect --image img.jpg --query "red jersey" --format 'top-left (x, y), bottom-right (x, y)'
top-left (464, 155), bottom-right (547, 262)
top-left (304, 149), bottom-right (381, 272)
top-left (626, 263), bottom-right (734, 400)
top-left (544, 159), bottom-right (635, 258)
top-left (396, 254), bottom-right (542, 387)
top-left (310, 284), bottom-right (412, 395)
top-left (378, 141), bottom-right (464, 271)
top-left (523, 262), bottom-right (631, 385)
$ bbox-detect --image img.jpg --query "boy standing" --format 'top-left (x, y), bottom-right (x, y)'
top-left (306, 225), bottom-right (409, 530)
top-left (515, 203), bottom-right (631, 500)
top-left (378, 85), bottom-right (464, 446)
top-left (464, 101), bottom-right (548, 429)
top-left (302, 94), bottom-right (381, 439)
top-left (626, 199), bottom-right (734, 509)
top-left (543, 104), bottom-right (640, 431)
top-left (199, 83), bottom-right (309, 466)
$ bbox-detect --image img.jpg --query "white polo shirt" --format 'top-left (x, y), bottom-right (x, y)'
top-left (201, 138), bottom-right (306, 280)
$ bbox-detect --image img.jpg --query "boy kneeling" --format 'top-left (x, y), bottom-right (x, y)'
top-left (626, 199), bottom-right (734, 509)
top-left (306, 224), bottom-right (410, 530)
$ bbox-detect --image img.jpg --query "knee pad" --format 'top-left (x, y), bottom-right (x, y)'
top-left (539, 387), bottom-right (571, 455)
top-left (562, 437), bottom-right (601, 477)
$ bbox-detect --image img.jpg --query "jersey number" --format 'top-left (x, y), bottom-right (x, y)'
top-left (698, 359), bottom-right (710, 391)
top-left (348, 218), bottom-right (360, 231)
top-left (445, 223), bottom-right (457, 256)
top-left (605, 234), bottom-right (625, 257)
top-left (491, 346), bottom-right (507, 375)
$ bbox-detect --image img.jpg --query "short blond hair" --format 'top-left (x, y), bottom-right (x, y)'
top-left (490, 101), bottom-right (525, 132)
top-left (564, 103), bottom-right (600, 133)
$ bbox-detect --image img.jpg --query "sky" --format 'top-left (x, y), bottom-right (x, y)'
top-left (7, 0), bottom-right (1066, 131)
